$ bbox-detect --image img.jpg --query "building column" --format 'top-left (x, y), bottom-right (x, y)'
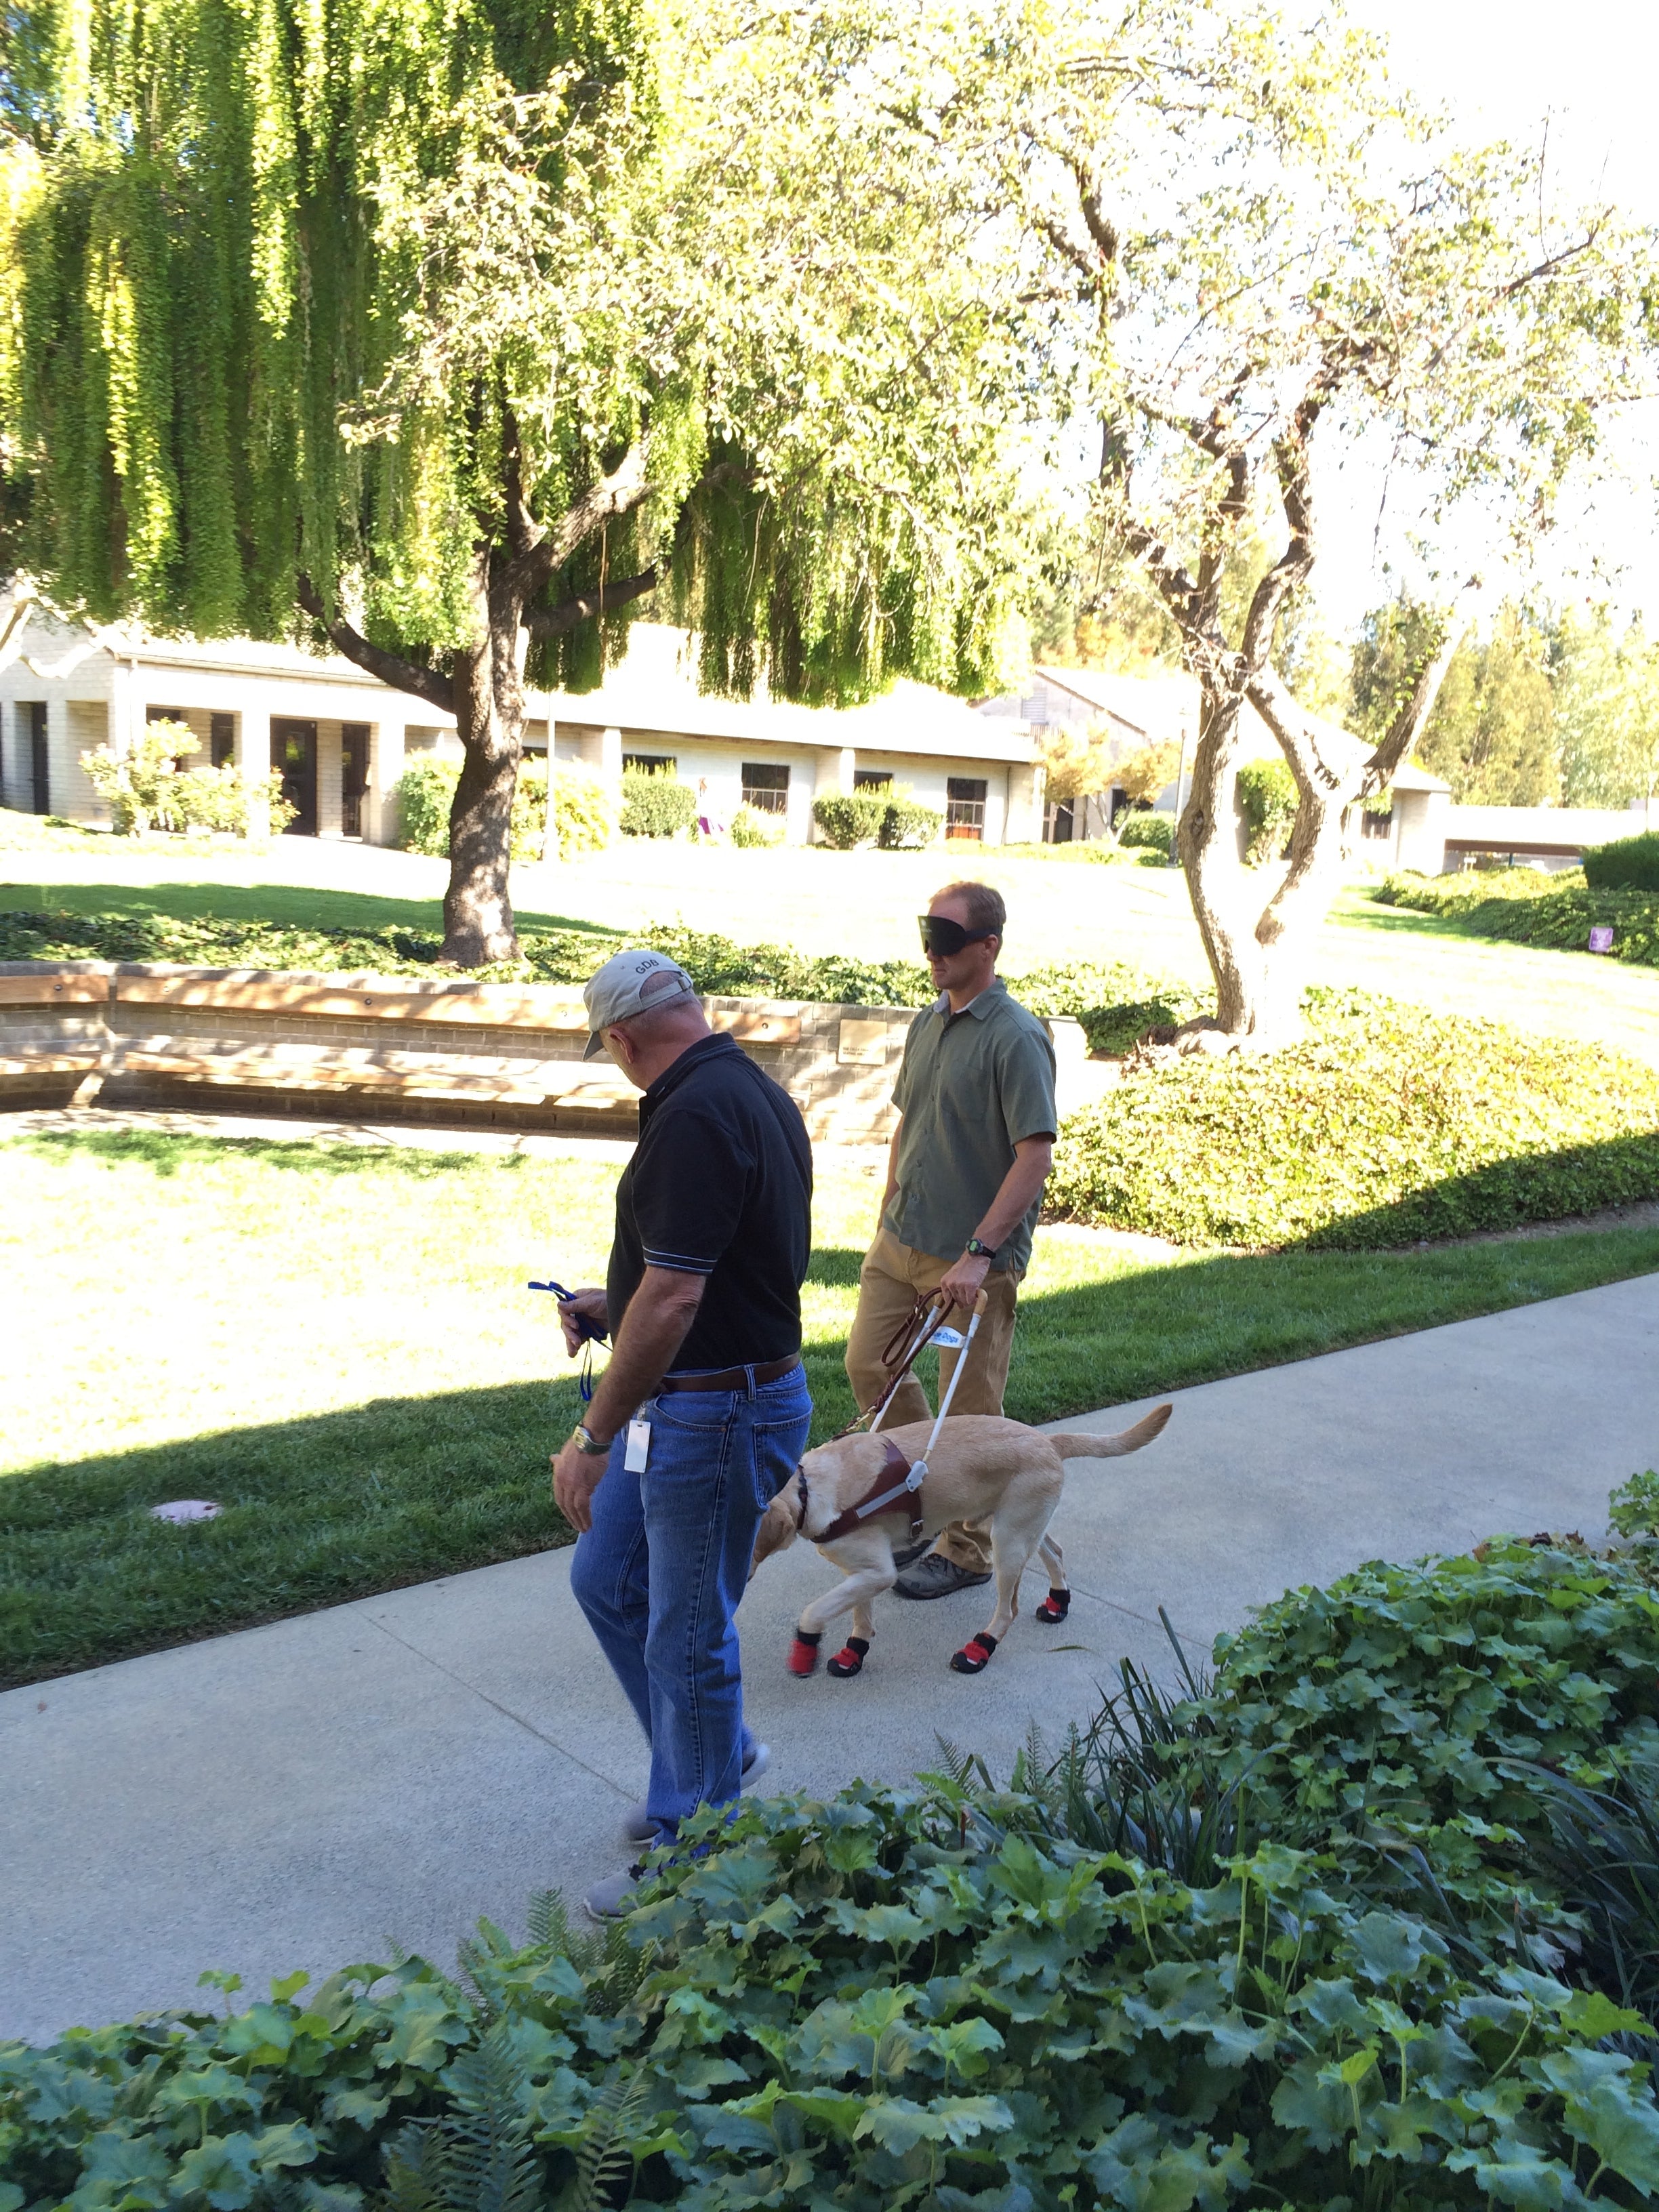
top-left (597, 726), bottom-right (624, 787)
top-left (239, 708), bottom-right (272, 839)
top-left (368, 720), bottom-right (406, 846)
top-left (1003, 761), bottom-right (1044, 847)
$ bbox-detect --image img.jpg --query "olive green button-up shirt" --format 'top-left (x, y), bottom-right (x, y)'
top-left (883, 977), bottom-right (1058, 1271)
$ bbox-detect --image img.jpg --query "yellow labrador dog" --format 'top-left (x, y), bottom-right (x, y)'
top-left (752, 1404), bottom-right (1172, 1678)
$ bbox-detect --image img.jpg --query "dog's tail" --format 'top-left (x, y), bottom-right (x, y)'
top-left (1051, 1403), bottom-right (1172, 1460)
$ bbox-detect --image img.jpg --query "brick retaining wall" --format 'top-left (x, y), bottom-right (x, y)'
top-left (0, 962), bottom-right (932, 1143)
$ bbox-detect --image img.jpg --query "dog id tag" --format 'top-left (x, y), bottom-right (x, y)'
top-left (624, 1418), bottom-right (651, 1473)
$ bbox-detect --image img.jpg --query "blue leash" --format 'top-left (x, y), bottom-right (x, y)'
top-left (529, 1278), bottom-right (608, 1402)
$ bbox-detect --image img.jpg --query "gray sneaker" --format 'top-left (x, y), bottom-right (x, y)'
top-left (583, 1864), bottom-right (643, 1921)
top-left (618, 1740), bottom-right (771, 1847)
top-left (894, 1553), bottom-right (992, 1601)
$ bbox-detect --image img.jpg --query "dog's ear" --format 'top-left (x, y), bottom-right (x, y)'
top-left (750, 1483), bottom-right (801, 1578)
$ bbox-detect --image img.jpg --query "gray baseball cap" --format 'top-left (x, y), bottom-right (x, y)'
top-left (581, 948), bottom-right (699, 1057)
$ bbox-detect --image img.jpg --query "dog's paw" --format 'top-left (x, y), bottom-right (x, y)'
top-left (788, 1629), bottom-right (823, 1676)
top-left (1035, 1586), bottom-right (1071, 1624)
top-left (827, 1636), bottom-right (870, 1679)
top-left (949, 1631), bottom-right (999, 1675)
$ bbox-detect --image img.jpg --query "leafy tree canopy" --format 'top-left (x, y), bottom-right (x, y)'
top-left (1, 0), bottom-right (1049, 955)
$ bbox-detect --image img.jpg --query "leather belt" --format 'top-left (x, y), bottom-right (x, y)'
top-left (657, 1353), bottom-right (802, 1395)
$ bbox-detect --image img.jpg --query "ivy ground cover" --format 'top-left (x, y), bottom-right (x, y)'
top-left (1049, 991), bottom-right (1659, 1250)
top-left (9, 1534), bottom-right (1659, 2208)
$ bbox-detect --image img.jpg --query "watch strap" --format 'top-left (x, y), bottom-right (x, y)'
top-left (573, 1424), bottom-right (611, 1456)
top-left (965, 1237), bottom-right (995, 1259)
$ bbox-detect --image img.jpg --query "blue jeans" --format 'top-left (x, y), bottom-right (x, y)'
top-left (569, 1363), bottom-right (811, 1842)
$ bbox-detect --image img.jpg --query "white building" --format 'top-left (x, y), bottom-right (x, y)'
top-left (0, 615), bottom-right (1048, 848)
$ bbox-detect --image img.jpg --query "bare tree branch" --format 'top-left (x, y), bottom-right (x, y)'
top-left (295, 575), bottom-right (455, 713)
top-left (1359, 579), bottom-right (1483, 797)
top-left (524, 567), bottom-right (659, 639)
top-left (502, 438), bottom-right (654, 606)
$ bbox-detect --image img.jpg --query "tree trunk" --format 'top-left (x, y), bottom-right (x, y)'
top-left (441, 581), bottom-right (526, 966)
top-left (1177, 682), bottom-right (1276, 1036)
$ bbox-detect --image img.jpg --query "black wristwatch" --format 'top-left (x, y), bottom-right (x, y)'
top-left (964, 1237), bottom-right (995, 1260)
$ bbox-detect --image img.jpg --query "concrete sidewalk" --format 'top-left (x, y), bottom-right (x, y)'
top-left (5, 1271), bottom-right (1658, 2047)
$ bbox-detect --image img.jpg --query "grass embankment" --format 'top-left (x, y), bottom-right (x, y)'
top-left (5, 1126), bottom-right (1659, 1688)
top-left (1374, 865), bottom-right (1659, 968)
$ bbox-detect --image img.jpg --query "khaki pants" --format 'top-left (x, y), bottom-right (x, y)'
top-left (843, 1225), bottom-right (1021, 1574)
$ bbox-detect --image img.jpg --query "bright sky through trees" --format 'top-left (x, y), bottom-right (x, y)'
top-left (1314, 0), bottom-right (1659, 629)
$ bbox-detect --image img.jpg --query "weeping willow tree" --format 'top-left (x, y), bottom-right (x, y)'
top-left (2, 0), bottom-right (1045, 959)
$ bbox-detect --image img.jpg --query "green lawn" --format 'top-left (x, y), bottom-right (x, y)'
top-left (7, 819), bottom-right (1659, 1065)
top-left (5, 1123), bottom-right (1658, 1689)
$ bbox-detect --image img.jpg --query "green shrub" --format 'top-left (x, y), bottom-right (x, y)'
top-left (1236, 757), bottom-right (1298, 863)
top-left (1115, 809), bottom-right (1174, 855)
top-left (395, 757), bottom-right (550, 861)
top-left (1585, 829), bottom-right (1659, 893)
top-left (811, 792), bottom-right (886, 847)
top-left (1610, 1469), bottom-right (1659, 1538)
top-left (546, 762), bottom-right (621, 859)
top-left (876, 796), bottom-right (941, 848)
top-left (1375, 869), bottom-right (1659, 970)
top-left (621, 767), bottom-right (697, 839)
top-left (394, 758), bottom-right (457, 856)
top-left (729, 804), bottom-right (784, 848)
top-left (1048, 988), bottom-right (1659, 1248)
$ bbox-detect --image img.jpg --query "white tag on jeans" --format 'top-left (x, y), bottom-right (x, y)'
top-left (624, 1418), bottom-right (651, 1474)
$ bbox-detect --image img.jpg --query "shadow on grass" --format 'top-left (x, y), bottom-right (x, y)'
top-left (0, 879), bottom-right (617, 938)
top-left (9, 1221), bottom-right (1659, 1689)
top-left (17, 1128), bottom-right (530, 1179)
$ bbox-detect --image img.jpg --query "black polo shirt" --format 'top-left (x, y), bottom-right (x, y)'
top-left (606, 1032), bottom-right (813, 1371)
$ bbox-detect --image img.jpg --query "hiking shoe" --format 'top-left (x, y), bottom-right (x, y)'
top-left (894, 1553), bottom-right (992, 1601)
top-left (618, 1740), bottom-right (771, 1847)
top-left (583, 1864), bottom-right (644, 1921)
top-left (890, 1536), bottom-right (932, 1572)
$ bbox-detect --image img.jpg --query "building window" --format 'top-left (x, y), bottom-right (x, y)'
top-left (623, 752), bottom-right (676, 775)
top-left (740, 763), bottom-right (790, 813)
top-left (945, 777), bottom-right (987, 840)
top-left (853, 769), bottom-right (892, 791)
top-left (209, 713), bottom-right (235, 769)
top-left (1361, 804), bottom-right (1393, 841)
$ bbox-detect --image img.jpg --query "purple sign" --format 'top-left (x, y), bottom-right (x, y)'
top-left (1589, 925), bottom-right (1616, 954)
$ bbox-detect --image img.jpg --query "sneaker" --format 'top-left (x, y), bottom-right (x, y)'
top-left (894, 1553), bottom-right (993, 1601)
top-left (617, 1740), bottom-right (772, 1847)
top-left (583, 1864), bottom-right (644, 1921)
top-left (890, 1536), bottom-right (932, 1572)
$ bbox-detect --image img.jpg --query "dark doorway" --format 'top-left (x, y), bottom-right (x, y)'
top-left (25, 701), bottom-right (49, 814)
top-left (209, 713), bottom-right (236, 769)
top-left (341, 723), bottom-right (369, 838)
top-left (272, 719), bottom-right (319, 835)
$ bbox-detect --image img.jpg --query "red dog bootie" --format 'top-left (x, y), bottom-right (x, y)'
top-left (950, 1631), bottom-right (999, 1675)
top-left (1035, 1586), bottom-right (1071, 1624)
top-left (788, 1628), bottom-right (823, 1676)
top-left (827, 1636), bottom-right (870, 1679)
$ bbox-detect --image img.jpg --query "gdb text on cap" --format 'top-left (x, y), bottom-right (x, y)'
top-left (581, 949), bottom-right (698, 1058)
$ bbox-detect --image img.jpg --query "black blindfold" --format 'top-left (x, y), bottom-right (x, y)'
top-left (918, 914), bottom-right (995, 958)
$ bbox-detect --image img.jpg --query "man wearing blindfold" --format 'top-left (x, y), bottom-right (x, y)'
top-left (844, 880), bottom-right (1058, 1599)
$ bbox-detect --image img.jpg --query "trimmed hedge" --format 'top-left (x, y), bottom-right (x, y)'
top-left (1048, 987), bottom-right (1659, 1248)
top-left (9, 1536), bottom-right (1659, 2209)
top-left (1585, 829), bottom-right (1659, 893)
top-left (1115, 810), bottom-right (1174, 855)
top-left (1374, 869), bottom-right (1659, 969)
top-left (394, 758), bottom-right (554, 861)
top-left (811, 792), bottom-right (886, 847)
top-left (0, 912), bottom-right (1206, 1054)
top-left (1235, 758), bottom-right (1297, 863)
top-left (876, 796), bottom-right (942, 848)
top-left (621, 771), bottom-right (698, 839)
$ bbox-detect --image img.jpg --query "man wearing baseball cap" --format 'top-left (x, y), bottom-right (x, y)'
top-left (550, 949), bottom-right (813, 1918)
